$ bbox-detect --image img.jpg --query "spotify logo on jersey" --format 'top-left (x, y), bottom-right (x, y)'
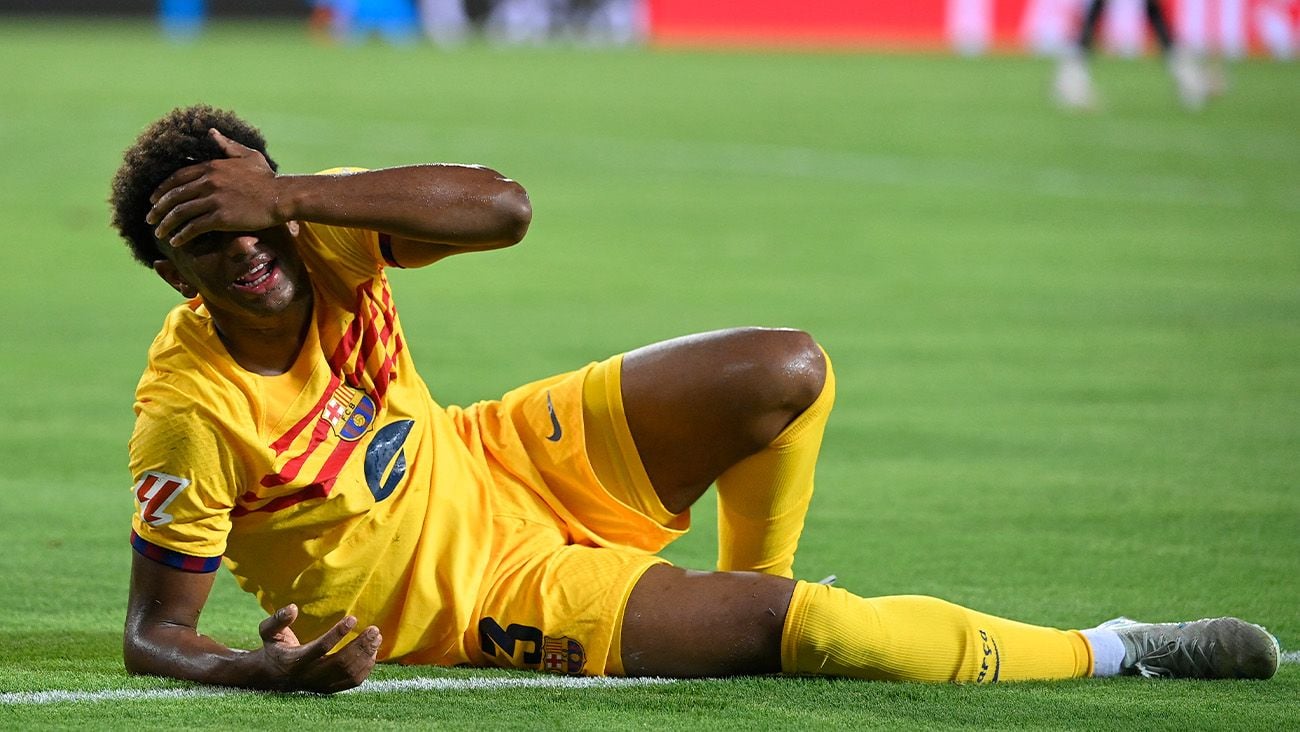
top-left (364, 420), bottom-right (415, 501)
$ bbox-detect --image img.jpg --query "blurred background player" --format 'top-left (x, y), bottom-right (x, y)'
top-left (308, 0), bottom-right (420, 44)
top-left (1054, 0), bottom-right (1213, 110)
top-left (159, 0), bottom-right (205, 40)
top-left (417, 0), bottom-right (643, 46)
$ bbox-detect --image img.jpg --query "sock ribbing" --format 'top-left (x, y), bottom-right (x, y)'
top-left (782, 582), bottom-right (1094, 683)
top-left (716, 351), bottom-right (835, 577)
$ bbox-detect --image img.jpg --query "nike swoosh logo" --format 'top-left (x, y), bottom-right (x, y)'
top-left (545, 391), bottom-right (562, 442)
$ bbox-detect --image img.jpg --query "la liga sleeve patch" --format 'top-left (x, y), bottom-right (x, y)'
top-left (133, 470), bottom-right (191, 527)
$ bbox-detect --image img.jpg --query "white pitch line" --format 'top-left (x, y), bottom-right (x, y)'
top-left (7, 653), bottom-right (1296, 705)
top-left (350, 675), bottom-right (677, 694)
top-left (1, 686), bottom-right (237, 706)
top-left (0, 675), bottom-right (677, 706)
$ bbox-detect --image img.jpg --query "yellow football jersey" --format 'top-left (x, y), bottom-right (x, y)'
top-left (128, 219), bottom-right (495, 664)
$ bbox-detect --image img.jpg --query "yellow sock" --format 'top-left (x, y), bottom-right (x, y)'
top-left (715, 351), bottom-right (835, 578)
top-left (781, 581), bottom-right (1094, 682)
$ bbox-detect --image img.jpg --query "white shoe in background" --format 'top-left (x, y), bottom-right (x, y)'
top-left (1168, 48), bottom-right (1210, 111)
top-left (1054, 51), bottom-right (1099, 111)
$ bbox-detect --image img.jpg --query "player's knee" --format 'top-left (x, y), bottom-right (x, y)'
top-left (750, 327), bottom-right (827, 416)
top-left (718, 328), bottom-right (827, 450)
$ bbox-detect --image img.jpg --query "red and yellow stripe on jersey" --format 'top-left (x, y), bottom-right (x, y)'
top-left (128, 215), bottom-right (497, 665)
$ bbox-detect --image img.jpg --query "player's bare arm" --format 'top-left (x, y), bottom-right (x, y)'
top-left (146, 128), bottom-right (531, 267)
top-left (125, 553), bottom-right (382, 693)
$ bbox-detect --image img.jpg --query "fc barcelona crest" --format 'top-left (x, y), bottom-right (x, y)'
top-left (541, 635), bottom-right (586, 676)
top-left (321, 385), bottom-right (377, 442)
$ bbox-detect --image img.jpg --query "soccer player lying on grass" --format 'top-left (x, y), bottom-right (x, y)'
top-left (110, 105), bottom-right (1280, 694)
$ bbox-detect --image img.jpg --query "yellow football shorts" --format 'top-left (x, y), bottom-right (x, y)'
top-left (452, 355), bottom-right (687, 676)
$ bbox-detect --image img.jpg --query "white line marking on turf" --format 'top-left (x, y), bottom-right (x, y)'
top-left (1, 687), bottom-right (235, 706)
top-left (350, 675), bottom-right (677, 694)
top-left (0, 675), bottom-right (676, 706)
top-left (5, 653), bottom-right (1295, 706)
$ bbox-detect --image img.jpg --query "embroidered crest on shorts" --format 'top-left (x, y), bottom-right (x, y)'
top-left (541, 635), bottom-right (587, 675)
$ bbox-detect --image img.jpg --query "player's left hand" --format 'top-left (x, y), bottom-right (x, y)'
top-left (147, 128), bottom-right (287, 248)
top-left (255, 603), bottom-right (382, 694)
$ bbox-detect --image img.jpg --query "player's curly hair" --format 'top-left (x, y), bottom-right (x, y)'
top-left (109, 104), bottom-right (278, 266)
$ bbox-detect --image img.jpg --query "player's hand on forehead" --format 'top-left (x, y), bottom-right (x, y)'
top-left (147, 128), bottom-right (285, 249)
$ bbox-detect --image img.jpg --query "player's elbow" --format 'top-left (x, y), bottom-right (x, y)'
top-left (122, 618), bottom-right (172, 678)
top-left (122, 631), bottom-right (152, 676)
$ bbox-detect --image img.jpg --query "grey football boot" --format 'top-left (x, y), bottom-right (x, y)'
top-left (1099, 617), bottom-right (1280, 680)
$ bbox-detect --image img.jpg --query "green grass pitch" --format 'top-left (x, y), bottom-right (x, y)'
top-left (1, 17), bottom-right (1298, 729)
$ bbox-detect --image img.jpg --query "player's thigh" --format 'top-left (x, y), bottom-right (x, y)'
top-left (620, 564), bottom-right (796, 677)
top-left (619, 327), bottom-right (827, 511)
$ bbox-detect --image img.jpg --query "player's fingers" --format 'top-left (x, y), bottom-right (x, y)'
top-left (148, 174), bottom-right (213, 225)
top-left (210, 128), bottom-right (253, 158)
top-left (298, 615), bottom-right (359, 663)
top-left (167, 212), bottom-right (232, 248)
top-left (156, 200), bottom-right (218, 246)
top-left (259, 604), bottom-right (299, 643)
top-left (342, 626), bottom-right (382, 661)
top-left (152, 193), bottom-right (212, 238)
top-left (150, 164), bottom-right (207, 206)
top-left (320, 627), bottom-right (381, 693)
top-left (316, 661), bottom-right (373, 694)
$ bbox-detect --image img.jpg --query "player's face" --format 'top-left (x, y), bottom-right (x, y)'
top-left (153, 222), bottom-right (312, 324)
